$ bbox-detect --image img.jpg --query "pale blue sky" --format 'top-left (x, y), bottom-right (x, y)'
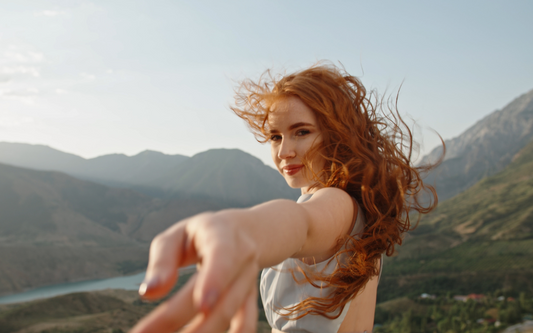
top-left (1, 0), bottom-right (532, 167)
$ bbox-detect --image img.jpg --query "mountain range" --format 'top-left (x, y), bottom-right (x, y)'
top-left (0, 145), bottom-right (300, 206)
top-left (420, 89), bottom-right (533, 201)
top-left (0, 162), bottom-right (229, 295)
top-left (0, 148), bottom-right (298, 295)
top-left (0, 144), bottom-right (188, 189)
top-left (0, 88), bottom-right (532, 299)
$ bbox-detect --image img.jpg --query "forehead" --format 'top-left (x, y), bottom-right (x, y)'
top-left (268, 96), bottom-right (317, 129)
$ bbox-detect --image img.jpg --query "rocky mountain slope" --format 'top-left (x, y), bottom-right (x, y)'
top-left (420, 89), bottom-right (533, 201)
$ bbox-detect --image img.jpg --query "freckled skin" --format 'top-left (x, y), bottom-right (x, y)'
top-left (269, 96), bottom-right (324, 194)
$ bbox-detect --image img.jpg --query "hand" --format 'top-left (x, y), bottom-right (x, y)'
top-left (129, 212), bottom-right (260, 333)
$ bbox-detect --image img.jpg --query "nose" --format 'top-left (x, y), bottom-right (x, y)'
top-left (278, 138), bottom-right (296, 160)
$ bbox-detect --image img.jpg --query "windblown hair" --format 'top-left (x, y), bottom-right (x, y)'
top-left (231, 62), bottom-right (441, 319)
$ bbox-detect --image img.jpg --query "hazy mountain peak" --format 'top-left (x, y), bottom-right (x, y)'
top-left (89, 153), bottom-right (129, 161)
top-left (134, 150), bottom-right (188, 158)
top-left (135, 150), bottom-right (165, 156)
top-left (0, 142), bottom-right (86, 172)
top-left (422, 89), bottom-right (533, 164)
top-left (193, 147), bottom-right (258, 158)
top-left (151, 147), bottom-right (297, 206)
top-left (194, 147), bottom-right (254, 156)
top-left (418, 88), bottom-right (533, 201)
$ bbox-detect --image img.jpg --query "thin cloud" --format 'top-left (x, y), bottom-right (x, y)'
top-left (0, 88), bottom-right (40, 105)
top-left (1, 66), bottom-right (40, 77)
top-left (0, 115), bottom-right (34, 128)
top-left (1, 88), bottom-right (40, 97)
top-left (55, 88), bottom-right (68, 94)
top-left (34, 10), bottom-right (67, 17)
top-left (3, 51), bottom-right (43, 63)
top-left (80, 73), bottom-right (96, 80)
top-left (0, 46), bottom-right (43, 82)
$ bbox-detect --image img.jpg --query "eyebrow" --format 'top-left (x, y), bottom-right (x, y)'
top-left (269, 122), bottom-right (315, 134)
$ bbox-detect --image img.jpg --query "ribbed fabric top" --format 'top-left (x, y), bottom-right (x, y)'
top-left (260, 193), bottom-right (377, 333)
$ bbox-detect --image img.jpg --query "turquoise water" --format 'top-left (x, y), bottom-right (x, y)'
top-left (0, 272), bottom-right (146, 305)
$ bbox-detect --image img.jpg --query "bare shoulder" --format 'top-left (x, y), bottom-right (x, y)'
top-left (293, 187), bottom-right (356, 258)
top-left (307, 187), bottom-right (353, 204)
top-left (302, 187), bottom-right (356, 222)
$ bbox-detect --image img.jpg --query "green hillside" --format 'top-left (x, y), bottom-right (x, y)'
top-left (0, 270), bottom-right (278, 333)
top-left (0, 163), bottom-right (223, 296)
top-left (0, 291), bottom-right (147, 333)
top-left (378, 140), bottom-right (533, 302)
top-left (416, 138), bottom-right (533, 241)
top-left (0, 287), bottom-right (168, 333)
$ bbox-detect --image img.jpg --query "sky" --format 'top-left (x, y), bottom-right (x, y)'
top-left (1, 0), bottom-right (532, 168)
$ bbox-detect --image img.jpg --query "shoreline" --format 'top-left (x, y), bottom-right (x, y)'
top-left (0, 265), bottom-right (196, 305)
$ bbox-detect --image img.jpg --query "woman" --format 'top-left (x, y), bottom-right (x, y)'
top-left (130, 63), bottom-right (438, 333)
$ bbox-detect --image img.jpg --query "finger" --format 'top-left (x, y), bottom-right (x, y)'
top-left (140, 222), bottom-right (195, 300)
top-left (184, 261), bottom-right (258, 333)
top-left (228, 287), bottom-right (258, 333)
top-left (130, 274), bottom-right (198, 333)
top-left (193, 230), bottom-right (256, 312)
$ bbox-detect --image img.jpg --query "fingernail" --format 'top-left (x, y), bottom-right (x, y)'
top-left (139, 277), bottom-right (159, 296)
top-left (200, 290), bottom-right (219, 312)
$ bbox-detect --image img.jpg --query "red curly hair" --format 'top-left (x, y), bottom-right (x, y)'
top-left (231, 62), bottom-right (441, 319)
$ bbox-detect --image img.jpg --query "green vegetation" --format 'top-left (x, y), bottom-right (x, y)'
top-left (416, 138), bottom-right (533, 242)
top-left (0, 291), bottom-right (150, 333)
top-left (377, 140), bottom-right (533, 304)
top-left (0, 271), bottom-right (277, 333)
top-left (374, 292), bottom-right (533, 333)
top-left (0, 272), bottom-right (197, 333)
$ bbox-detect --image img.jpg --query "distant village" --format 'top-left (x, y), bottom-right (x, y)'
top-left (416, 293), bottom-right (533, 332)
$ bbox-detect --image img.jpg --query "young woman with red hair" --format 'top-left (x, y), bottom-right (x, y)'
top-left (131, 63), bottom-right (438, 333)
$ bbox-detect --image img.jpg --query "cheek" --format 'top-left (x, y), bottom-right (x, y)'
top-left (271, 144), bottom-right (279, 163)
top-left (301, 136), bottom-right (319, 157)
top-left (306, 138), bottom-right (325, 168)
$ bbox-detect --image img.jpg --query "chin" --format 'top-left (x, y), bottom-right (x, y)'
top-left (283, 177), bottom-right (306, 189)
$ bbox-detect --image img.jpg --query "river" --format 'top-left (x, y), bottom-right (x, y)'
top-left (0, 272), bottom-right (146, 305)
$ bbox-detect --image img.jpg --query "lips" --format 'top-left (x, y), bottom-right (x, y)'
top-left (282, 164), bottom-right (304, 176)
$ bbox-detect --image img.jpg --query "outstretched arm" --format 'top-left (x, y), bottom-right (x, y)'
top-left (130, 187), bottom-right (355, 333)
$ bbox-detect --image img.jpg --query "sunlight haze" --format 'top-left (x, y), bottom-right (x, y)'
top-left (1, 0), bottom-right (532, 167)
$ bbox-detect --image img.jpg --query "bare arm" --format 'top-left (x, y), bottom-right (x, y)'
top-left (130, 187), bottom-right (355, 333)
top-left (216, 187), bottom-right (356, 267)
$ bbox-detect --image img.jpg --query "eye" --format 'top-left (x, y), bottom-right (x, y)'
top-left (270, 134), bottom-right (282, 142)
top-left (296, 129), bottom-right (310, 136)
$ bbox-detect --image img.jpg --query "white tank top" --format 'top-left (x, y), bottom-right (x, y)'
top-left (260, 193), bottom-right (381, 333)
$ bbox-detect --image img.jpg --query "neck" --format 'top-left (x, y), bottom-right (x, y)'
top-left (301, 184), bottom-right (321, 195)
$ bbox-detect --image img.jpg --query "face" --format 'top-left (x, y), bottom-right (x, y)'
top-left (268, 96), bottom-right (325, 194)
